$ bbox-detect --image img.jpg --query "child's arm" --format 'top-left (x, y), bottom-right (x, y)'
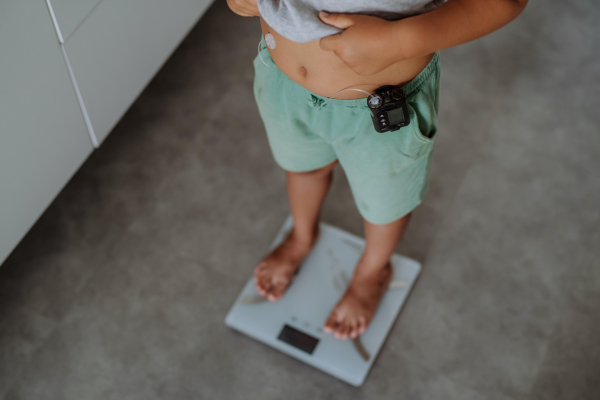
top-left (227, 0), bottom-right (259, 17)
top-left (319, 0), bottom-right (529, 76)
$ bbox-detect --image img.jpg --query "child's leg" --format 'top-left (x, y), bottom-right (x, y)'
top-left (255, 159), bottom-right (338, 301)
top-left (324, 212), bottom-right (412, 339)
top-left (285, 160), bottom-right (338, 242)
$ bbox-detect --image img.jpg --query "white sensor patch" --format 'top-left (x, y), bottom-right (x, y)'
top-left (265, 33), bottom-right (276, 49)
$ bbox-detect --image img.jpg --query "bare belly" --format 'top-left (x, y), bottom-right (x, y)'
top-left (260, 17), bottom-right (434, 100)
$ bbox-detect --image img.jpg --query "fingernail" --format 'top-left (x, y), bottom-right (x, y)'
top-left (320, 11), bottom-right (329, 17)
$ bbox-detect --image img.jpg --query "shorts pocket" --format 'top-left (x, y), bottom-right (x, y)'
top-left (409, 69), bottom-right (440, 142)
top-left (253, 58), bottom-right (280, 110)
top-left (409, 100), bottom-right (436, 144)
top-left (344, 105), bottom-right (433, 177)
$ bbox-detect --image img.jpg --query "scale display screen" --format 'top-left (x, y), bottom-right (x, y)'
top-left (277, 324), bottom-right (319, 354)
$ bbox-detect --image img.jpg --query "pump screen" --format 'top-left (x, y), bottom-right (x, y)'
top-left (387, 108), bottom-right (405, 125)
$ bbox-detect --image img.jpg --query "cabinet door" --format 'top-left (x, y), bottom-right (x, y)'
top-left (0, 1), bottom-right (93, 265)
top-left (64, 0), bottom-right (214, 144)
top-left (47, 0), bottom-right (104, 41)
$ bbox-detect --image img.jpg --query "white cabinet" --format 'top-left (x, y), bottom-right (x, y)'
top-left (0, 0), bottom-right (93, 264)
top-left (0, 0), bottom-right (214, 265)
top-left (63, 0), bottom-right (213, 143)
top-left (47, 0), bottom-right (103, 41)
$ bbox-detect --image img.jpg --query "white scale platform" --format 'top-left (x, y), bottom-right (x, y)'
top-left (225, 216), bottom-right (421, 386)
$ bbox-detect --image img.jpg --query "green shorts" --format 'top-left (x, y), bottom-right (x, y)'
top-left (253, 36), bottom-right (441, 225)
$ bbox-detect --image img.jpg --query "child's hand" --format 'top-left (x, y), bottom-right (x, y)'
top-left (319, 11), bottom-right (405, 76)
top-left (227, 0), bottom-right (260, 17)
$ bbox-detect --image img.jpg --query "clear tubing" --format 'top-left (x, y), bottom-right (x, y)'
top-left (258, 40), bottom-right (277, 69)
top-left (329, 88), bottom-right (371, 99)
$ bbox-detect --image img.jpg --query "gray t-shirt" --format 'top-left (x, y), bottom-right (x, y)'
top-left (257, 0), bottom-right (448, 43)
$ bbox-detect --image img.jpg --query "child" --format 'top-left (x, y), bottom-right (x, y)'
top-left (227, 0), bottom-right (528, 340)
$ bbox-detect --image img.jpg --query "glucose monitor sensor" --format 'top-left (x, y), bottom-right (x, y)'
top-left (265, 33), bottom-right (276, 49)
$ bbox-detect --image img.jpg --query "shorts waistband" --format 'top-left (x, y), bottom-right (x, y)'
top-left (258, 35), bottom-right (440, 108)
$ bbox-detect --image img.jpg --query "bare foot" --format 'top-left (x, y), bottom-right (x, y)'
top-left (323, 261), bottom-right (393, 339)
top-left (254, 226), bottom-right (320, 301)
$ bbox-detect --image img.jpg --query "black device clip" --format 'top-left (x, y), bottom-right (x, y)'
top-left (366, 85), bottom-right (410, 133)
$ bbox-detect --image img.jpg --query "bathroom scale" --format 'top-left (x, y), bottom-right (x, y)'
top-left (224, 215), bottom-right (421, 387)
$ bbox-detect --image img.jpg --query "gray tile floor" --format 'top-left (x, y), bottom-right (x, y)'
top-left (1, 0), bottom-right (599, 398)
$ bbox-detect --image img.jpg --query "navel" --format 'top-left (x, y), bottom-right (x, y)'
top-left (299, 66), bottom-right (308, 78)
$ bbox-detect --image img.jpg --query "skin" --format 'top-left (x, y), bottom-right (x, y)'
top-left (228, 0), bottom-right (528, 340)
top-left (258, 17), bottom-right (435, 99)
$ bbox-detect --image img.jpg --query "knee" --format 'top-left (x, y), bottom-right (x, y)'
top-left (288, 160), bottom-right (338, 178)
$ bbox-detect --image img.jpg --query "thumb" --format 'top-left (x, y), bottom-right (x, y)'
top-left (318, 11), bottom-right (355, 30)
top-left (319, 33), bottom-right (343, 52)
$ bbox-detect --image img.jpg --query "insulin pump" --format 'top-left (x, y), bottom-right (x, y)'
top-left (367, 85), bottom-right (410, 133)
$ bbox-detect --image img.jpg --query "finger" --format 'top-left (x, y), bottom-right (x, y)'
top-left (245, 5), bottom-right (260, 16)
top-left (238, 7), bottom-right (259, 17)
top-left (319, 33), bottom-right (343, 52)
top-left (318, 11), bottom-right (356, 30)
